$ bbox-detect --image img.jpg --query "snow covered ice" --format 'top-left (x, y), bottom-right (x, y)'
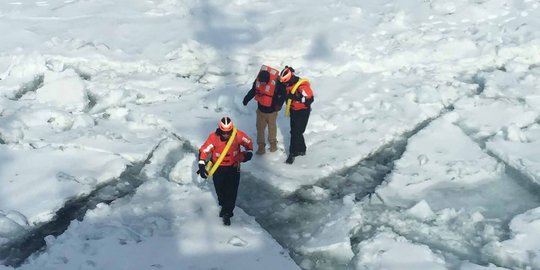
top-left (1, 0), bottom-right (540, 269)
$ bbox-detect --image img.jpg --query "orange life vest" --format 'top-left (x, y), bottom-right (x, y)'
top-left (199, 129), bottom-right (253, 167)
top-left (286, 79), bottom-right (313, 111)
top-left (254, 65), bottom-right (279, 107)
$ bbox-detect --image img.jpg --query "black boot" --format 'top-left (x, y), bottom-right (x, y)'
top-left (222, 215), bottom-right (231, 226)
top-left (285, 155), bottom-right (295, 164)
top-left (219, 208), bottom-right (233, 218)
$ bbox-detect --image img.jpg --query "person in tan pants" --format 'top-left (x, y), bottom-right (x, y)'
top-left (256, 109), bottom-right (278, 153)
top-left (243, 65), bottom-right (286, 155)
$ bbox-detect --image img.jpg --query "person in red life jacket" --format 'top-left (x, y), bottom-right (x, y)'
top-left (279, 66), bottom-right (314, 164)
top-left (196, 116), bottom-right (253, 226)
top-left (242, 65), bottom-right (286, 155)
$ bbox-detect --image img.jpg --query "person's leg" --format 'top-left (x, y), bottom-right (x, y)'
top-left (221, 167), bottom-right (240, 225)
top-left (255, 109), bottom-right (267, 154)
top-left (223, 168), bottom-right (240, 217)
top-left (268, 111), bottom-right (278, 152)
top-left (212, 170), bottom-right (225, 212)
top-left (289, 110), bottom-right (301, 156)
top-left (296, 109), bottom-right (310, 154)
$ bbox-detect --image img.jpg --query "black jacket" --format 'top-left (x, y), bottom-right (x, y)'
top-left (243, 80), bottom-right (286, 113)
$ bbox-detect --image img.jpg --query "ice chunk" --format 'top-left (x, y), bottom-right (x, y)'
top-left (355, 231), bottom-right (446, 270)
top-left (300, 198), bottom-right (361, 264)
top-left (227, 236), bottom-right (248, 247)
top-left (482, 207), bottom-right (540, 269)
top-left (35, 69), bottom-right (89, 112)
top-left (406, 200), bottom-right (435, 221)
top-left (0, 215), bottom-right (26, 239)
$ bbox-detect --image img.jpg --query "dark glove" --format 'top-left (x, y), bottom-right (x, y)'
top-left (287, 92), bottom-right (302, 101)
top-left (242, 95), bottom-right (250, 106)
top-left (305, 96), bottom-right (314, 106)
top-left (242, 152), bottom-right (253, 162)
top-left (196, 163), bottom-right (208, 179)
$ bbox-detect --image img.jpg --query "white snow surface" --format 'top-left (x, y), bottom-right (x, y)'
top-left (0, 0), bottom-right (539, 269)
top-left (354, 230), bottom-right (447, 270)
top-left (17, 178), bottom-right (297, 270)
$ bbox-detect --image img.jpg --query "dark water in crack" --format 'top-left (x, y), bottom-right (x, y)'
top-left (236, 108), bottom-right (443, 269)
top-left (237, 103), bottom-right (445, 270)
top-left (12, 75), bottom-right (44, 100)
top-left (2, 80), bottom-right (539, 269)
top-left (0, 163), bottom-right (146, 267)
top-left (238, 137), bottom-right (409, 270)
top-left (238, 106), bottom-right (540, 270)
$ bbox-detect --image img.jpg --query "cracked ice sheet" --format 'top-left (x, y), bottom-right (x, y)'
top-left (471, 67), bottom-right (540, 186)
top-left (355, 199), bottom-right (509, 269)
top-left (354, 230), bottom-right (446, 270)
top-left (451, 97), bottom-right (537, 139)
top-left (298, 195), bottom-right (362, 264)
top-left (374, 117), bottom-right (539, 219)
top-left (377, 118), bottom-right (502, 206)
top-left (451, 67), bottom-right (540, 140)
top-left (0, 102), bottom-right (162, 160)
top-left (487, 124), bottom-right (540, 185)
top-left (14, 181), bottom-right (299, 270)
top-left (0, 145), bottom-right (127, 227)
top-left (241, 73), bottom-right (474, 195)
top-left (0, 77), bottom-right (163, 241)
top-left (373, 118), bottom-right (540, 221)
top-left (482, 207), bottom-right (540, 269)
top-left (354, 230), bottom-right (509, 270)
top-left (143, 70), bottom-right (475, 195)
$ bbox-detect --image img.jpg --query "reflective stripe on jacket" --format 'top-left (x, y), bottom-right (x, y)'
top-left (287, 80), bottom-right (313, 111)
top-left (199, 129), bottom-right (253, 167)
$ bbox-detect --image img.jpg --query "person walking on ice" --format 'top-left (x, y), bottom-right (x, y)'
top-left (196, 116), bottom-right (253, 226)
top-left (242, 65), bottom-right (286, 155)
top-left (279, 66), bottom-right (314, 164)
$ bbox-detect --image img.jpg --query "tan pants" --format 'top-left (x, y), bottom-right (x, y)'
top-left (256, 109), bottom-right (278, 150)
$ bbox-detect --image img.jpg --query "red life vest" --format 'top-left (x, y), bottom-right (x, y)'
top-left (254, 65), bottom-right (279, 107)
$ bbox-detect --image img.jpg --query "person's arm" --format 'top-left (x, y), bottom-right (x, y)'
top-left (242, 81), bottom-right (257, 106)
top-left (236, 131), bottom-right (253, 162)
top-left (199, 134), bottom-right (215, 162)
top-left (197, 134), bottom-right (215, 178)
top-left (274, 82), bottom-right (287, 110)
top-left (240, 132), bottom-right (253, 152)
top-left (298, 83), bottom-right (314, 106)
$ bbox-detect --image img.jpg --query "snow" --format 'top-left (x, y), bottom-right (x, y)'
top-left (482, 207), bottom-right (540, 269)
top-left (17, 179), bottom-right (298, 270)
top-left (487, 124), bottom-right (540, 185)
top-left (0, 144), bottom-right (128, 224)
top-left (406, 200), bottom-right (436, 221)
top-left (354, 231), bottom-right (447, 270)
top-left (35, 69), bottom-right (88, 112)
top-left (0, 0), bottom-right (540, 269)
top-left (299, 195), bottom-right (361, 264)
top-left (376, 118), bottom-right (506, 209)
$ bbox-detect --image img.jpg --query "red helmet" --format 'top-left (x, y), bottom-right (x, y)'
top-left (218, 116), bottom-right (234, 132)
top-left (279, 66), bottom-right (294, 83)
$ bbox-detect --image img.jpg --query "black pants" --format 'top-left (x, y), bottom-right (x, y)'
top-left (212, 166), bottom-right (240, 217)
top-left (289, 108), bottom-right (310, 155)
